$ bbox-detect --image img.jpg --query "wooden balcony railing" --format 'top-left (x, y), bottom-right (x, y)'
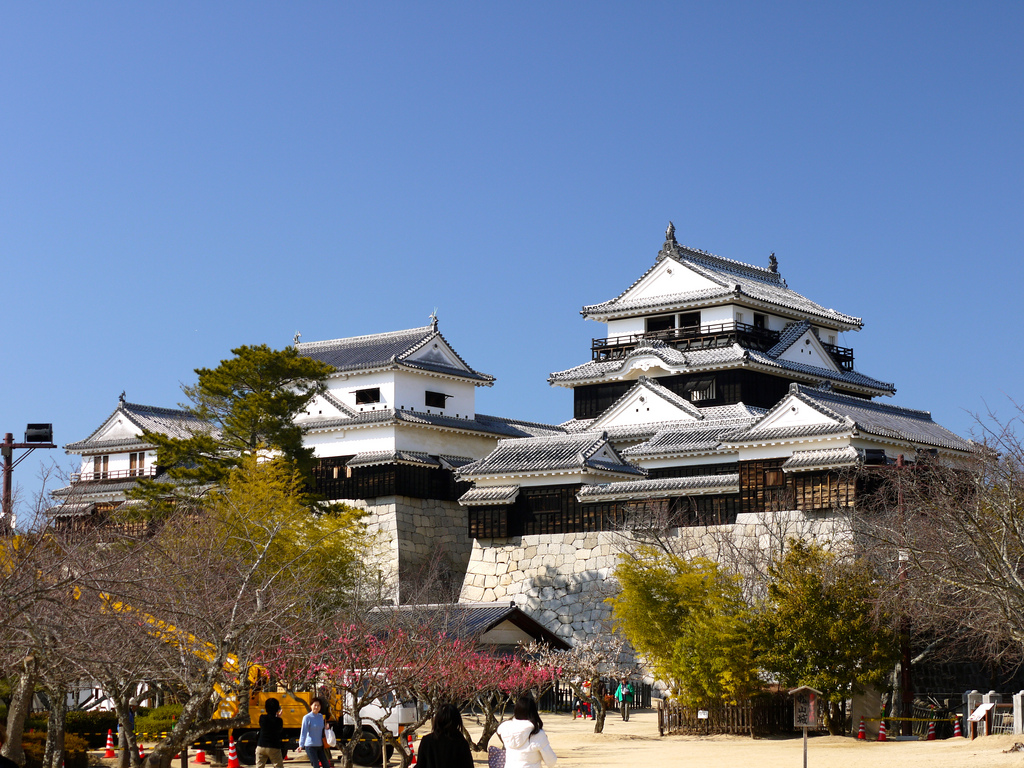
top-left (591, 322), bottom-right (855, 370)
top-left (591, 322), bottom-right (781, 361)
top-left (71, 467), bottom-right (157, 483)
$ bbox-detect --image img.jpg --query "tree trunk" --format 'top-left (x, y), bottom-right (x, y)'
top-left (592, 698), bottom-right (607, 734)
top-left (43, 684), bottom-right (67, 768)
top-left (3, 663), bottom-right (38, 767)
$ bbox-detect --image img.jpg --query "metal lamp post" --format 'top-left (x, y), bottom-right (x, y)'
top-left (1, 424), bottom-right (57, 534)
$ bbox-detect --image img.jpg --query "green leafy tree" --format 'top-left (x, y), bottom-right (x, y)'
top-left (141, 344), bottom-right (333, 487)
top-left (753, 540), bottom-right (897, 734)
top-left (609, 546), bottom-right (757, 705)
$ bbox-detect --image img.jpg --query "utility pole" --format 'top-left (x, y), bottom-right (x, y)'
top-left (1, 425), bottom-right (57, 535)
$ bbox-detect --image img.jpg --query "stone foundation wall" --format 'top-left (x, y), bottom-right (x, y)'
top-left (460, 510), bottom-right (852, 645)
top-left (339, 495), bottom-right (474, 600)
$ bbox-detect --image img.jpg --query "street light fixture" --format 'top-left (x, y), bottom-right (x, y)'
top-left (1, 424), bottom-right (57, 535)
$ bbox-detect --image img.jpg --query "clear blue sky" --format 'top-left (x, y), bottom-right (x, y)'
top-left (3, 2), bottom-right (1022, 509)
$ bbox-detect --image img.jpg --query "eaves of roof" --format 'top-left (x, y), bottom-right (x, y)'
top-left (577, 473), bottom-right (740, 502)
top-left (549, 344), bottom-right (895, 396)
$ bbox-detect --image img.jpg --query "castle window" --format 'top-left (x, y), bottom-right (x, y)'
top-left (645, 315), bottom-right (674, 333)
top-left (354, 388), bottom-right (381, 405)
top-left (764, 469), bottom-right (786, 488)
top-left (129, 452), bottom-right (145, 476)
top-left (678, 311), bottom-right (700, 328)
top-left (92, 455), bottom-right (109, 479)
top-left (753, 313), bottom-right (767, 329)
top-left (686, 377), bottom-right (716, 402)
top-left (425, 391), bottom-right (449, 409)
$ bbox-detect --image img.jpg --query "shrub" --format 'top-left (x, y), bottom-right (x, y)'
top-left (65, 710), bottom-right (121, 748)
top-left (135, 705), bottom-right (182, 740)
top-left (22, 732), bottom-right (89, 768)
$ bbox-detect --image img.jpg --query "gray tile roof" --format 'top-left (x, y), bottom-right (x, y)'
top-left (549, 341), bottom-right (895, 395)
top-left (457, 432), bottom-right (646, 479)
top-left (581, 231), bottom-right (861, 329)
top-left (726, 384), bottom-right (975, 453)
top-left (620, 419), bottom-right (757, 458)
top-left (577, 473), bottom-right (740, 502)
top-left (458, 485), bottom-right (521, 505)
top-left (65, 399), bottom-right (207, 452)
top-left (371, 603), bottom-right (570, 650)
top-left (766, 319), bottom-right (815, 357)
top-left (302, 408), bottom-right (564, 440)
top-left (296, 324), bottom-right (495, 384)
top-left (343, 450), bottom-right (476, 469)
top-left (782, 446), bottom-right (861, 472)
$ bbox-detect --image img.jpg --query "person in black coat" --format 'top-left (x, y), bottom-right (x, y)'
top-left (415, 703), bottom-right (473, 768)
top-left (255, 698), bottom-right (285, 768)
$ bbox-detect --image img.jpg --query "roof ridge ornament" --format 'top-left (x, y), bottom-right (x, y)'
top-left (657, 221), bottom-right (684, 261)
top-left (429, 309), bottom-right (438, 331)
top-left (769, 252), bottom-right (778, 273)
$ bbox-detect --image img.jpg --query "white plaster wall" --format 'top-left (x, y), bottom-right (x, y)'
top-left (735, 438), bottom-right (850, 462)
top-left (606, 317), bottom-right (645, 338)
top-left (303, 425), bottom-right (397, 458)
top-left (79, 450), bottom-right (154, 474)
top-left (325, 371), bottom-right (395, 412)
top-left (392, 427), bottom-right (498, 460)
top-left (701, 305), bottom-right (735, 325)
top-left (629, 261), bottom-right (719, 301)
top-left (638, 453), bottom-right (738, 471)
top-left (392, 371), bottom-right (476, 419)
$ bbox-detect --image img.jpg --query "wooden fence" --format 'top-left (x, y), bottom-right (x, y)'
top-left (657, 695), bottom-right (794, 736)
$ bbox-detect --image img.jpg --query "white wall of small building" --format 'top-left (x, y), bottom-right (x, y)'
top-left (303, 425), bottom-right (398, 458)
top-left (77, 449), bottom-right (154, 474)
top-left (324, 371), bottom-right (396, 413)
top-left (392, 371), bottom-right (476, 419)
top-left (605, 316), bottom-right (646, 338)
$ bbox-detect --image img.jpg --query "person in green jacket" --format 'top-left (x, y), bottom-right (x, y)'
top-left (614, 678), bottom-right (635, 721)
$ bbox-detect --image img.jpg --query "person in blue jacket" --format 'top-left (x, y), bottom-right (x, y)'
top-left (299, 697), bottom-right (330, 768)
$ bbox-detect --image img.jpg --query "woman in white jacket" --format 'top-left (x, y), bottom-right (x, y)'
top-left (496, 695), bottom-right (557, 767)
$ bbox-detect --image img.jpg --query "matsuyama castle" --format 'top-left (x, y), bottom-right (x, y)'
top-left (56, 224), bottom-right (973, 641)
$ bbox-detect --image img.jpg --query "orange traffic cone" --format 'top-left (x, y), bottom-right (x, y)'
top-left (857, 717), bottom-right (866, 740)
top-left (194, 747), bottom-right (207, 765)
top-left (407, 734), bottom-right (416, 766)
top-left (877, 720), bottom-right (887, 741)
top-left (227, 738), bottom-right (240, 768)
top-left (138, 742), bottom-right (146, 761)
top-left (104, 730), bottom-right (117, 758)
top-left (927, 721), bottom-right (936, 740)
top-left (953, 719), bottom-right (963, 738)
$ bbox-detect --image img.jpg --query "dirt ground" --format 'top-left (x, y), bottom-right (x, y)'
top-left (112, 710), bottom-right (1024, 768)
top-left (474, 709), bottom-right (1024, 768)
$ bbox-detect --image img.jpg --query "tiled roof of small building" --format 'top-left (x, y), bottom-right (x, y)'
top-left (457, 432), bottom-right (646, 479)
top-left (581, 228), bottom-right (861, 328)
top-left (65, 399), bottom-right (207, 452)
top-left (726, 384), bottom-right (975, 453)
top-left (458, 485), bottom-right (521, 506)
top-left (577, 473), bottom-right (740, 502)
top-left (782, 446), bottom-right (862, 472)
top-left (296, 324), bottom-right (495, 383)
top-left (549, 342), bottom-right (895, 395)
top-left (371, 603), bottom-right (570, 650)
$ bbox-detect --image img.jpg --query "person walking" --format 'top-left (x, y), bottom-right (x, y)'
top-left (614, 678), bottom-right (635, 722)
top-left (496, 694), bottom-right (557, 767)
top-left (255, 698), bottom-right (285, 768)
top-left (415, 703), bottom-right (473, 768)
top-left (299, 697), bottom-right (330, 768)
